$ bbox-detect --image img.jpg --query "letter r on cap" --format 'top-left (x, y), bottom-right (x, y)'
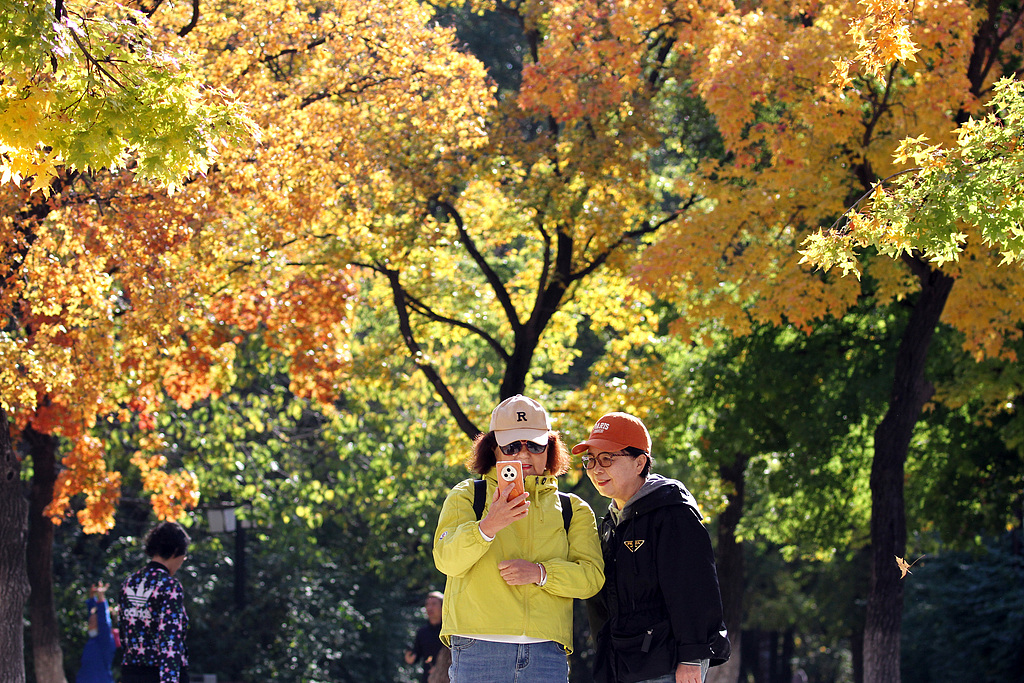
top-left (516, 411), bottom-right (527, 422)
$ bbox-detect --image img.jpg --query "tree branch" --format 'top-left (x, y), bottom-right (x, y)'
top-left (380, 264), bottom-right (480, 439)
top-left (901, 250), bottom-right (931, 283)
top-left (237, 38), bottom-right (329, 79)
top-left (68, 31), bottom-right (126, 89)
top-left (138, 0), bottom-right (166, 19)
top-left (430, 198), bottom-right (523, 334)
top-left (402, 289), bottom-right (511, 362)
top-left (827, 167), bottom-right (923, 233)
top-left (572, 202), bottom-right (691, 281)
top-left (178, 0), bottom-right (200, 37)
top-left (645, 33), bottom-right (677, 90)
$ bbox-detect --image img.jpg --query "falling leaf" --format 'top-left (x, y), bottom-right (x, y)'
top-left (896, 554), bottom-right (924, 579)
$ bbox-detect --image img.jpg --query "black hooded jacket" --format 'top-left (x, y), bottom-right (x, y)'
top-left (588, 475), bottom-right (730, 683)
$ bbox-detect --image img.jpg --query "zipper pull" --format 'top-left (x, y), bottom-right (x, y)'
top-left (641, 629), bottom-right (653, 653)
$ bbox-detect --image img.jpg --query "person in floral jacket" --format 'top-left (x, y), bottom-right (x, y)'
top-left (118, 522), bottom-right (190, 683)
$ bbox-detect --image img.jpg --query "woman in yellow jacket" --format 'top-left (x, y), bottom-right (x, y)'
top-left (433, 395), bottom-right (605, 683)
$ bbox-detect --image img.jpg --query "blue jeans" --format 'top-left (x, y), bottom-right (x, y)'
top-left (637, 659), bottom-right (710, 683)
top-left (448, 636), bottom-right (568, 683)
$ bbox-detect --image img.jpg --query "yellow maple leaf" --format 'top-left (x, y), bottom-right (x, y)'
top-left (895, 554), bottom-right (924, 578)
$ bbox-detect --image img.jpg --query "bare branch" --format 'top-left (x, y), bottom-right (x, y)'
top-left (138, 0), bottom-right (166, 19)
top-left (430, 198), bottom-right (523, 333)
top-left (178, 0), bottom-right (200, 37)
top-left (572, 200), bottom-right (693, 282)
top-left (827, 167), bottom-right (923, 233)
top-left (68, 31), bottom-right (126, 89)
top-left (380, 265), bottom-right (481, 439)
top-left (402, 290), bottom-right (511, 362)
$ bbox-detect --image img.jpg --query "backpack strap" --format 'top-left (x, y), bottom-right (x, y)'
top-left (558, 492), bottom-right (573, 532)
top-left (473, 479), bottom-right (487, 522)
top-left (474, 479), bottom-right (573, 532)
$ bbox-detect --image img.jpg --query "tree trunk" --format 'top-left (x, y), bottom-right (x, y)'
top-left (0, 407), bottom-right (30, 683)
top-left (851, 625), bottom-right (864, 683)
top-left (738, 629), bottom-right (757, 683)
top-left (25, 427), bottom-right (68, 683)
top-left (777, 629), bottom-right (794, 683)
top-left (863, 260), bottom-right (953, 683)
top-left (706, 453), bottom-right (747, 683)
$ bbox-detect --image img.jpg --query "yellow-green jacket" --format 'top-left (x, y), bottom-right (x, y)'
top-left (432, 472), bottom-right (605, 653)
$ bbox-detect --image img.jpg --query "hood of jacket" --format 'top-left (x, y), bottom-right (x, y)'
top-left (608, 474), bottom-right (702, 527)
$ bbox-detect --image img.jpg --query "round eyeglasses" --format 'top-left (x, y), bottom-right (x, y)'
top-left (581, 452), bottom-right (624, 469)
top-left (499, 440), bottom-right (548, 456)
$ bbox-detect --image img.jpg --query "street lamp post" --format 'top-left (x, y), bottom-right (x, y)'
top-left (205, 504), bottom-right (247, 610)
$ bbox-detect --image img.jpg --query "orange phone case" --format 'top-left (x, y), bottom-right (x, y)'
top-left (495, 460), bottom-right (525, 501)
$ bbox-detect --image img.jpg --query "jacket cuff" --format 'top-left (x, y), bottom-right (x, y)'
top-left (677, 644), bottom-right (713, 663)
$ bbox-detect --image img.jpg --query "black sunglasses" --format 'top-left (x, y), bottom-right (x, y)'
top-left (499, 440), bottom-right (548, 456)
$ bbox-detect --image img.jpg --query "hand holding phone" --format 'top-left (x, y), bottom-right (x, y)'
top-left (479, 461), bottom-right (529, 537)
top-left (496, 460), bottom-right (525, 501)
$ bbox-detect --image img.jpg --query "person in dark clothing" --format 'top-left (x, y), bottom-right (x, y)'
top-left (405, 591), bottom-right (445, 683)
top-left (118, 521), bottom-right (190, 683)
top-left (575, 412), bottom-right (730, 683)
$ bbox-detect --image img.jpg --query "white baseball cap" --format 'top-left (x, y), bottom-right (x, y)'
top-left (489, 395), bottom-right (552, 447)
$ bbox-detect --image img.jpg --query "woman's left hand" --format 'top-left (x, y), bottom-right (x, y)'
top-left (675, 663), bottom-right (702, 683)
top-left (497, 559), bottom-right (543, 586)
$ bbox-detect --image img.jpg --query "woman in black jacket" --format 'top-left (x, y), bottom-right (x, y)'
top-left (119, 522), bottom-right (190, 683)
top-left (575, 412), bottom-right (730, 683)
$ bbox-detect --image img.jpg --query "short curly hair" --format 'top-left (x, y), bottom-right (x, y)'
top-left (144, 521), bottom-right (190, 559)
top-left (467, 431), bottom-right (571, 476)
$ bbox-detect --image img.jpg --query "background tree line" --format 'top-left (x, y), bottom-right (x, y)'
top-left (2, 0), bottom-right (1023, 682)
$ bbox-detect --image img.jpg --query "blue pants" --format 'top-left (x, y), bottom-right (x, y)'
top-left (448, 636), bottom-right (568, 683)
top-left (638, 659), bottom-right (710, 683)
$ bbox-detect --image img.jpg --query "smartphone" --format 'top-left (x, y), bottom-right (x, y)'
top-left (495, 460), bottom-right (525, 501)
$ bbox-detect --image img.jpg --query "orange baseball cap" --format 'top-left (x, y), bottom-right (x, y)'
top-left (571, 412), bottom-right (651, 454)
